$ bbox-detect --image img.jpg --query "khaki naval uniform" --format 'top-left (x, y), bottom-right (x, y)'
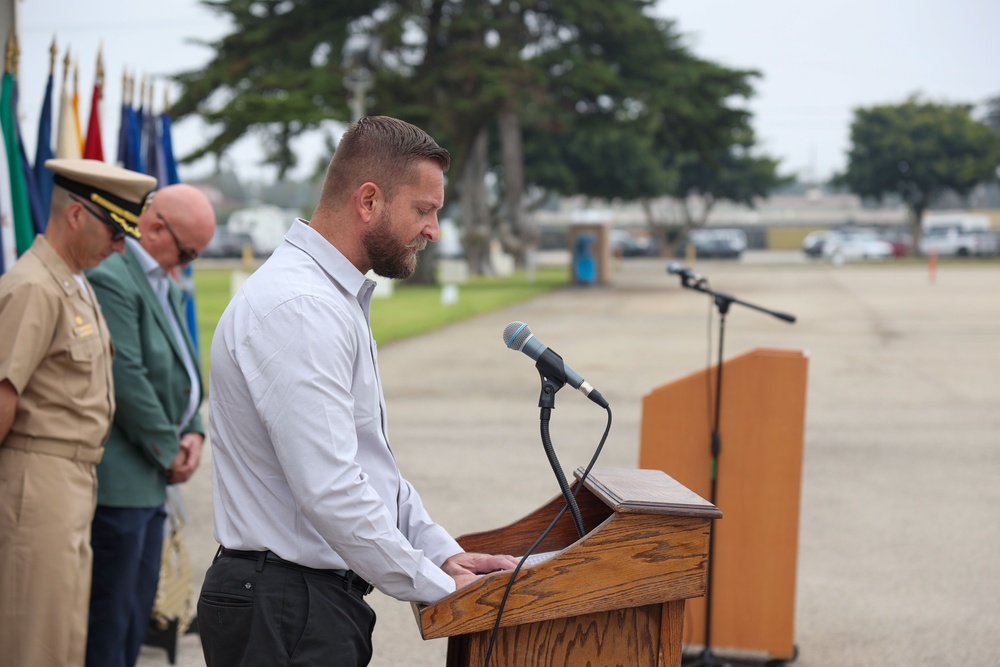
top-left (0, 236), bottom-right (116, 667)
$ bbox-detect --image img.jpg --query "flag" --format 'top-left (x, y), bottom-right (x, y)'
top-left (161, 110), bottom-right (180, 187)
top-left (12, 81), bottom-right (46, 235)
top-left (127, 103), bottom-right (143, 172)
top-left (1, 70), bottom-right (35, 255)
top-left (82, 49), bottom-right (104, 161)
top-left (73, 61), bottom-right (85, 155)
top-left (33, 38), bottom-right (56, 225)
top-left (0, 118), bottom-right (14, 273)
top-left (143, 91), bottom-right (164, 182)
top-left (125, 78), bottom-right (144, 173)
top-left (161, 93), bottom-right (199, 355)
top-left (116, 70), bottom-right (130, 167)
top-left (56, 50), bottom-right (81, 159)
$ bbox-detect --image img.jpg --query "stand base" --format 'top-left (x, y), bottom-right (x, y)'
top-left (684, 648), bottom-right (755, 667)
top-left (142, 615), bottom-right (200, 665)
top-left (683, 644), bottom-right (798, 667)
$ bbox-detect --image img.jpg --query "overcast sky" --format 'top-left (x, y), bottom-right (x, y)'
top-left (15, 0), bottom-right (1000, 184)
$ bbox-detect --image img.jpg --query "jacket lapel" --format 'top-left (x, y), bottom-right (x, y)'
top-left (122, 247), bottom-right (187, 366)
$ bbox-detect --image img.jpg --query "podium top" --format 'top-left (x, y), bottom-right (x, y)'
top-left (414, 467), bottom-right (720, 640)
top-left (580, 467), bottom-right (722, 519)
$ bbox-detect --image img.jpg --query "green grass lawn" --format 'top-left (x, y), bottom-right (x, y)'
top-left (193, 265), bottom-right (569, 378)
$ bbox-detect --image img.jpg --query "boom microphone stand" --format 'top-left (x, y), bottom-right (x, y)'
top-left (666, 262), bottom-right (796, 667)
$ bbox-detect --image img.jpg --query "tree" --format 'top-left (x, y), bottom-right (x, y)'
top-left (171, 1), bottom-right (373, 177)
top-left (657, 147), bottom-right (787, 254)
top-left (836, 97), bottom-right (1000, 254)
top-left (173, 0), bottom-right (766, 276)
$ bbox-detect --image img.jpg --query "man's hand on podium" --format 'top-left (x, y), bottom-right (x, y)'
top-left (443, 552), bottom-right (520, 590)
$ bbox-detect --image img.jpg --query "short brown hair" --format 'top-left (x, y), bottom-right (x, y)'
top-left (318, 116), bottom-right (450, 208)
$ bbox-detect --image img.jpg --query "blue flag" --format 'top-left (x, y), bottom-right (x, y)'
top-left (126, 104), bottom-right (143, 173)
top-left (161, 112), bottom-right (180, 186)
top-left (160, 109), bottom-right (199, 355)
top-left (117, 99), bottom-right (129, 167)
top-left (34, 72), bottom-right (55, 225)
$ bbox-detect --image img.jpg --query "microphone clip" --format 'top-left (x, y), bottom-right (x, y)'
top-left (535, 349), bottom-right (569, 409)
top-left (537, 372), bottom-right (564, 410)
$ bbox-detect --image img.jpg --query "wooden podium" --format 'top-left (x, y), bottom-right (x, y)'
top-left (639, 348), bottom-right (808, 662)
top-left (414, 467), bottom-right (721, 667)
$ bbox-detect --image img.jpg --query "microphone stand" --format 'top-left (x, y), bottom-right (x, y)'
top-left (673, 270), bottom-right (796, 667)
top-left (536, 370), bottom-right (587, 539)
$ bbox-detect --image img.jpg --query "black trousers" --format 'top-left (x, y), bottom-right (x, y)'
top-left (198, 552), bottom-right (377, 667)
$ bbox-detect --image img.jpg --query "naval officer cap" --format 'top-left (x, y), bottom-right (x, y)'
top-left (46, 158), bottom-right (158, 240)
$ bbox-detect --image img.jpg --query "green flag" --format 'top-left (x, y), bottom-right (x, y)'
top-left (1, 71), bottom-right (35, 255)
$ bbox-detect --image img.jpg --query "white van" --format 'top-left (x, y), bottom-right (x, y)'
top-left (227, 205), bottom-right (298, 255)
top-left (920, 213), bottom-right (997, 257)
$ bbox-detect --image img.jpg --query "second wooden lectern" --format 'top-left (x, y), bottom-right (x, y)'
top-left (413, 467), bottom-right (721, 667)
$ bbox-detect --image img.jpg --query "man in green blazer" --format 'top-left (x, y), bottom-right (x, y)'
top-left (85, 184), bottom-right (216, 667)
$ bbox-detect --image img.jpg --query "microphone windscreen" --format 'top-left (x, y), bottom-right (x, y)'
top-left (502, 321), bottom-right (532, 350)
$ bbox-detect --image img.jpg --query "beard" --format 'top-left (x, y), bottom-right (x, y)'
top-left (364, 208), bottom-right (427, 279)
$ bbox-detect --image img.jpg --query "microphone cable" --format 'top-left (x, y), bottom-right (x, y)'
top-left (482, 404), bottom-right (613, 667)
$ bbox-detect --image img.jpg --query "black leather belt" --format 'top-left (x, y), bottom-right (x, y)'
top-left (218, 547), bottom-right (374, 596)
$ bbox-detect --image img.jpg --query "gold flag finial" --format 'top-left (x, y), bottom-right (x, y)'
top-left (49, 36), bottom-right (57, 75)
top-left (163, 86), bottom-right (171, 114)
top-left (5, 31), bottom-right (14, 74)
top-left (95, 43), bottom-right (103, 82)
top-left (10, 33), bottom-right (19, 77)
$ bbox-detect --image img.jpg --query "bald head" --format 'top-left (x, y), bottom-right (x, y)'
top-left (139, 184), bottom-right (217, 270)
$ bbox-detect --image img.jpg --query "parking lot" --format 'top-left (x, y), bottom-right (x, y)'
top-left (141, 254), bottom-right (1000, 667)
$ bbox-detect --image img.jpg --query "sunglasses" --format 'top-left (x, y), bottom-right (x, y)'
top-left (157, 212), bottom-right (200, 264)
top-left (70, 194), bottom-right (126, 242)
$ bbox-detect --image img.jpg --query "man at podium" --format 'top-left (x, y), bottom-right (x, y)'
top-left (197, 117), bottom-right (516, 667)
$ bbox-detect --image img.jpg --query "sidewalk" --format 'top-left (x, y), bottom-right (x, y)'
top-left (141, 255), bottom-right (1000, 667)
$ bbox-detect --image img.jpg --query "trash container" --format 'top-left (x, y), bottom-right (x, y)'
top-left (574, 234), bottom-right (597, 285)
top-left (569, 223), bottom-right (612, 285)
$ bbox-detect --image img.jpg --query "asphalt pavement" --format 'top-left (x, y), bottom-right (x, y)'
top-left (139, 252), bottom-right (1000, 667)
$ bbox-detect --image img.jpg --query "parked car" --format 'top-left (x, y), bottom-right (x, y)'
top-left (611, 229), bottom-right (659, 258)
top-left (802, 231), bottom-right (833, 258)
top-left (880, 230), bottom-right (913, 257)
top-left (822, 229), bottom-right (894, 262)
top-left (201, 229), bottom-right (256, 258)
top-left (681, 228), bottom-right (747, 259)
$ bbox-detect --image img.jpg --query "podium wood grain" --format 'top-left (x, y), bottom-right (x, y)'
top-left (414, 468), bottom-right (720, 667)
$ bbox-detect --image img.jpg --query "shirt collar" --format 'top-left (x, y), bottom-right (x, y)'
top-left (127, 236), bottom-right (163, 280)
top-left (286, 218), bottom-right (375, 301)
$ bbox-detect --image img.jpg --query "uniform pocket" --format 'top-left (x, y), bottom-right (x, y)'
top-left (69, 337), bottom-right (99, 364)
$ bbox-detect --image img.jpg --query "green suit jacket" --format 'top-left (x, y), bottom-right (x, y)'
top-left (86, 247), bottom-right (204, 507)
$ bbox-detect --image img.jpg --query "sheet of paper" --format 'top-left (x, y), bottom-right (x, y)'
top-left (521, 550), bottom-right (559, 567)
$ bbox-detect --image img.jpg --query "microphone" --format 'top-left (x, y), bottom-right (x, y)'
top-left (502, 321), bottom-right (609, 408)
top-left (666, 261), bottom-right (705, 284)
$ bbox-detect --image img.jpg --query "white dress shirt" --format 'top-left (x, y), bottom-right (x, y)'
top-left (208, 219), bottom-right (462, 604)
